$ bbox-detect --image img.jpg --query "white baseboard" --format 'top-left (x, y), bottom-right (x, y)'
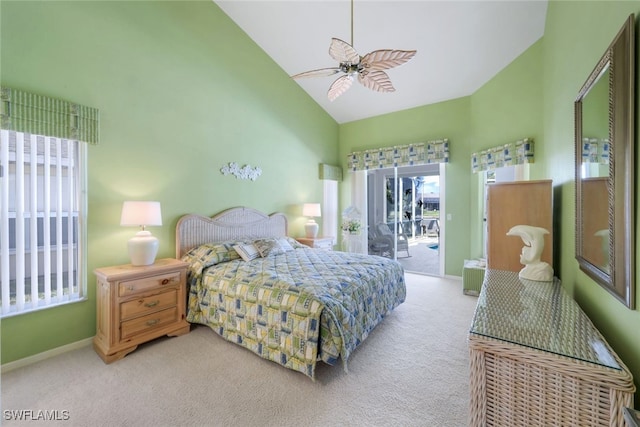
top-left (1, 337), bottom-right (93, 374)
top-left (445, 274), bottom-right (462, 281)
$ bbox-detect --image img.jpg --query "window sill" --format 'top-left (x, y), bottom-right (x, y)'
top-left (1, 296), bottom-right (87, 319)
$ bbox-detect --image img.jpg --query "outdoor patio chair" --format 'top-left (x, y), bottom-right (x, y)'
top-left (376, 223), bottom-right (411, 258)
top-left (426, 219), bottom-right (440, 238)
top-left (367, 226), bottom-right (394, 258)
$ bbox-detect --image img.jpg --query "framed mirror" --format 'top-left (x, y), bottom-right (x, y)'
top-left (575, 14), bottom-right (635, 308)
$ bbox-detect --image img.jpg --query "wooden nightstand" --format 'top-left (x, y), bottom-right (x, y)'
top-left (296, 237), bottom-right (334, 250)
top-left (93, 258), bottom-right (190, 363)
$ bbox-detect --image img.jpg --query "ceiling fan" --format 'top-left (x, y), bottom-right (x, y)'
top-left (291, 0), bottom-right (417, 102)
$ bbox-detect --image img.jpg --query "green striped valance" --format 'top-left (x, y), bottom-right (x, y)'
top-left (318, 163), bottom-right (343, 181)
top-left (471, 138), bottom-right (534, 173)
top-left (348, 139), bottom-right (449, 171)
top-left (0, 86), bottom-right (99, 144)
top-left (582, 138), bottom-right (609, 164)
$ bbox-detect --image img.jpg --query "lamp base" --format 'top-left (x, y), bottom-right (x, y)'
top-left (128, 230), bottom-right (159, 266)
top-left (305, 220), bottom-right (319, 238)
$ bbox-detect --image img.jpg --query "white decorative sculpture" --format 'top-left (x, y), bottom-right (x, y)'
top-left (506, 225), bottom-right (554, 281)
top-left (220, 162), bottom-right (262, 181)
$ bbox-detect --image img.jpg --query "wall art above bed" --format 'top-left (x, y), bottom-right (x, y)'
top-left (220, 162), bottom-right (262, 181)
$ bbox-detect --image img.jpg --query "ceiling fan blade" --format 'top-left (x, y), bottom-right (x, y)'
top-left (291, 67), bottom-right (341, 79)
top-left (358, 70), bottom-right (395, 93)
top-left (329, 38), bottom-right (360, 64)
top-left (360, 49), bottom-right (417, 71)
top-left (328, 75), bottom-right (354, 101)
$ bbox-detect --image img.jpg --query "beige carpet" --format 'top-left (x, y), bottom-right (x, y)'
top-left (1, 273), bottom-right (478, 427)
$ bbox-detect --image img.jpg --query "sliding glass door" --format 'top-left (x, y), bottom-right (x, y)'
top-left (363, 164), bottom-right (442, 276)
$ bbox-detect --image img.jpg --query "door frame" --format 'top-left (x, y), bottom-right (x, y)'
top-left (366, 163), bottom-right (445, 276)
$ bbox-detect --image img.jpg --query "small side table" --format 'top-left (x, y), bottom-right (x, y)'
top-left (296, 237), bottom-right (334, 250)
top-left (93, 258), bottom-right (191, 363)
top-left (341, 233), bottom-right (364, 253)
top-left (463, 259), bottom-right (486, 296)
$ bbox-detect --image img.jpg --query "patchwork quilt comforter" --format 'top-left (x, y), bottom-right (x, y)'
top-left (183, 239), bottom-right (406, 379)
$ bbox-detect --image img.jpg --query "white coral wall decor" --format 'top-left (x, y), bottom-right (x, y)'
top-left (220, 162), bottom-right (262, 181)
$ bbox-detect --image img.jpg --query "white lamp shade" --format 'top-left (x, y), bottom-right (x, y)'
top-left (120, 201), bottom-right (162, 227)
top-left (121, 201), bottom-right (162, 266)
top-left (302, 203), bottom-right (321, 218)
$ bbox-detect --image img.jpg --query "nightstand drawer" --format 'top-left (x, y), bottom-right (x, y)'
top-left (118, 271), bottom-right (181, 297)
top-left (296, 237), bottom-right (334, 250)
top-left (121, 307), bottom-right (178, 340)
top-left (314, 239), bottom-right (333, 250)
top-left (120, 289), bottom-right (177, 321)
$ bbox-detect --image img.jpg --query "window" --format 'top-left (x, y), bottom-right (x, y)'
top-left (318, 163), bottom-right (342, 247)
top-left (0, 130), bottom-right (87, 317)
top-left (322, 179), bottom-right (338, 245)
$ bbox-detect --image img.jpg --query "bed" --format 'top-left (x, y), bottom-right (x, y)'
top-left (176, 207), bottom-right (406, 379)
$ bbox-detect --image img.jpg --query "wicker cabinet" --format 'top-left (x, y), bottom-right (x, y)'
top-left (469, 270), bottom-right (634, 426)
top-left (93, 258), bottom-right (190, 363)
top-left (486, 180), bottom-right (552, 272)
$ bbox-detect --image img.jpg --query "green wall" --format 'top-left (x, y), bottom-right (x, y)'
top-left (338, 98), bottom-right (472, 277)
top-left (339, 0), bottom-right (640, 401)
top-left (541, 0), bottom-right (640, 399)
top-left (338, 39), bottom-right (544, 277)
top-left (469, 39), bottom-right (545, 261)
top-left (0, 1), bottom-right (338, 363)
top-left (3, 0), bottom-right (640, 403)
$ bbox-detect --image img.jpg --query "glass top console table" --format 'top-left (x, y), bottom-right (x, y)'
top-left (468, 269), bottom-right (634, 427)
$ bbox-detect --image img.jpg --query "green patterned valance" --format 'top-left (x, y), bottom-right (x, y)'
top-left (348, 139), bottom-right (449, 171)
top-left (471, 138), bottom-right (534, 173)
top-left (318, 163), bottom-right (343, 181)
top-left (582, 138), bottom-right (609, 164)
top-left (0, 86), bottom-right (99, 144)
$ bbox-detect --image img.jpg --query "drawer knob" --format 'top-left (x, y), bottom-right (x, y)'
top-left (128, 286), bottom-right (135, 291)
top-left (144, 300), bottom-right (159, 308)
top-left (161, 278), bottom-right (170, 285)
top-left (146, 319), bottom-right (159, 326)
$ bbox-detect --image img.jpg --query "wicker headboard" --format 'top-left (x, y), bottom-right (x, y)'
top-left (175, 206), bottom-right (288, 258)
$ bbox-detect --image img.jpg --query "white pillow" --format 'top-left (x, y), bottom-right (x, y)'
top-left (253, 237), bottom-right (296, 257)
top-left (233, 243), bottom-right (260, 262)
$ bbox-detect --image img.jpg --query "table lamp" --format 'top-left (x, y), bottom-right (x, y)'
top-left (302, 203), bottom-right (321, 238)
top-left (120, 201), bottom-right (162, 266)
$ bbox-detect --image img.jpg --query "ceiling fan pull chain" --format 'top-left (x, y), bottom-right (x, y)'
top-left (351, 0), bottom-right (354, 47)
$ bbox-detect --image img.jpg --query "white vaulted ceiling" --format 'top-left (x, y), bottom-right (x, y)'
top-left (215, 0), bottom-right (548, 123)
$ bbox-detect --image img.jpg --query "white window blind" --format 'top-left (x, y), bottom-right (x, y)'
top-left (0, 130), bottom-right (85, 317)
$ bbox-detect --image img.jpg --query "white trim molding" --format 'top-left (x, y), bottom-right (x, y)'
top-left (1, 337), bottom-right (93, 373)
